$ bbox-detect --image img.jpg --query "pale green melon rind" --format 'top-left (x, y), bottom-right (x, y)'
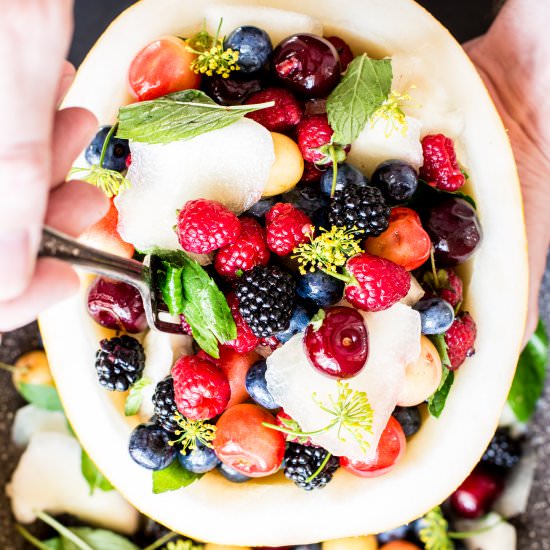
top-left (42, 0), bottom-right (528, 545)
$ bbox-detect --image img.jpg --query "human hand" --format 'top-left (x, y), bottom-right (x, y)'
top-left (0, 0), bottom-right (109, 331)
top-left (464, 0), bottom-right (550, 344)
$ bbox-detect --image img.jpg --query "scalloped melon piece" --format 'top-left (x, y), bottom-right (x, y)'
top-left (11, 405), bottom-right (70, 447)
top-left (266, 303), bottom-right (421, 459)
top-left (116, 119), bottom-right (275, 251)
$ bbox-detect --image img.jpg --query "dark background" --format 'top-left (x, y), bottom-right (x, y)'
top-left (1, 1), bottom-right (548, 549)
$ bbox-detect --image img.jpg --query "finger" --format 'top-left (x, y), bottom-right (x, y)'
top-left (56, 60), bottom-right (76, 105)
top-left (0, 259), bottom-right (79, 332)
top-left (46, 181), bottom-right (109, 236)
top-left (0, 0), bottom-right (74, 300)
top-left (51, 107), bottom-right (98, 186)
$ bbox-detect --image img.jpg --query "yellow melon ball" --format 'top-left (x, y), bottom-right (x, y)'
top-left (379, 541), bottom-right (421, 550)
top-left (13, 350), bottom-right (53, 388)
top-left (263, 132), bottom-right (304, 197)
top-left (322, 535), bottom-right (378, 550)
top-left (397, 336), bottom-right (443, 407)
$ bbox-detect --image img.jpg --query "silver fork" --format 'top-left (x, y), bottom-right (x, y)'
top-left (39, 226), bottom-right (183, 334)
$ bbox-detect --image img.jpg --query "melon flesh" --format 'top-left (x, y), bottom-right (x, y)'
top-left (205, 5), bottom-right (323, 45)
top-left (116, 118), bottom-right (275, 251)
top-left (6, 432), bottom-right (139, 535)
top-left (266, 303), bottom-right (421, 460)
top-left (11, 405), bottom-right (70, 447)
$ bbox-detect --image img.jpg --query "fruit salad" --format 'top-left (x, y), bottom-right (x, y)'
top-left (75, 12), bottom-right (484, 494)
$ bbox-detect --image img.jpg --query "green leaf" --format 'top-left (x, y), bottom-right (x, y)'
top-left (508, 319), bottom-right (549, 422)
top-left (124, 377), bottom-right (152, 417)
top-left (117, 89), bottom-right (273, 144)
top-left (326, 54), bottom-right (393, 145)
top-left (17, 383), bottom-right (63, 411)
top-left (81, 449), bottom-right (114, 495)
top-left (310, 309), bottom-right (326, 331)
top-left (155, 250), bottom-right (237, 358)
top-left (428, 368), bottom-right (455, 418)
top-left (152, 460), bottom-right (202, 494)
top-left (430, 334), bottom-right (451, 369)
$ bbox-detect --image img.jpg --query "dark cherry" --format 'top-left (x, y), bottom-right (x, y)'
top-left (450, 465), bottom-right (504, 519)
top-left (304, 306), bottom-right (368, 379)
top-left (424, 198), bottom-right (482, 266)
top-left (272, 34), bottom-right (341, 98)
top-left (201, 74), bottom-right (264, 106)
top-left (87, 277), bottom-right (147, 333)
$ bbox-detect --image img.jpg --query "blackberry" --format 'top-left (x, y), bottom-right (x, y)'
top-left (152, 376), bottom-right (179, 432)
top-left (328, 183), bottom-right (390, 237)
top-left (95, 335), bottom-right (145, 391)
top-left (236, 265), bottom-right (296, 337)
top-left (284, 443), bottom-right (340, 490)
top-left (481, 427), bottom-right (523, 470)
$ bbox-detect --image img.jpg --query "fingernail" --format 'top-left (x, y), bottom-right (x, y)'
top-left (0, 229), bottom-right (34, 301)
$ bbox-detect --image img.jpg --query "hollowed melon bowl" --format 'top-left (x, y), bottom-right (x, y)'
top-left (40, 0), bottom-right (528, 545)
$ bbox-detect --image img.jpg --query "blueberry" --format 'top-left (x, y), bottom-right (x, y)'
top-left (224, 26), bottom-right (273, 74)
top-left (413, 297), bottom-right (455, 335)
top-left (245, 360), bottom-right (279, 409)
top-left (296, 270), bottom-right (344, 308)
top-left (371, 160), bottom-right (418, 205)
top-left (128, 423), bottom-right (177, 470)
top-left (178, 442), bottom-right (220, 474)
top-left (217, 461), bottom-right (252, 483)
top-left (85, 126), bottom-right (130, 172)
top-left (377, 524), bottom-right (410, 544)
top-left (294, 545), bottom-right (322, 550)
top-left (246, 196), bottom-right (280, 218)
top-left (320, 162), bottom-right (368, 197)
top-left (282, 185), bottom-right (329, 227)
top-left (276, 305), bottom-right (312, 343)
top-left (392, 406), bottom-right (422, 437)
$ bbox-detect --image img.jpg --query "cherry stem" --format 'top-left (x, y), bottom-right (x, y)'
top-left (143, 532), bottom-right (180, 550)
top-left (305, 451), bottom-right (333, 483)
top-left (330, 146), bottom-right (339, 199)
top-left (320, 267), bottom-right (351, 284)
top-left (0, 362), bottom-right (16, 374)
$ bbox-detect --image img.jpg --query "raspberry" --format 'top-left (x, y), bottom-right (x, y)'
top-left (420, 134), bottom-right (466, 192)
top-left (326, 36), bottom-right (354, 70)
top-left (296, 114), bottom-right (334, 164)
top-left (265, 202), bottom-right (313, 256)
top-left (223, 292), bottom-right (261, 353)
top-left (245, 87), bottom-right (303, 132)
top-left (176, 199), bottom-right (241, 254)
top-left (276, 410), bottom-right (312, 445)
top-left (180, 314), bottom-right (193, 335)
top-left (344, 253), bottom-right (411, 312)
top-left (445, 311), bottom-right (477, 370)
top-left (214, 217), bottom-right (270, 279)
top-left (301, 161), bottom-right (324, 183)
top-left (95, 335), bottom-right (145, 391)
top-left (171, 356), bottom-right (231, 420)
top-left (440, 269), bottom-right (463, 308)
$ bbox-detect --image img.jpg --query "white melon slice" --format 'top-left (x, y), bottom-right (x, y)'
top-left (41, 0), bottom-right (528, 545)
top-left (455, 514), bottom-right (517, 550)
top-left (116, 119), bottom-right (275, 251)
top-left (266, 303), bottom-right (421, 459)
top-left (11, 404), bottom-right (70, 447)
top-left (205, 5), bottom-right (323, 45)
top-left (347, 115), bottom-right (423, 178)
top-left (6, 432), bottom-right (139, 535)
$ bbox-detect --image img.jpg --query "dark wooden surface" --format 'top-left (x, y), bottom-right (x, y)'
top-left (1, 1), bottom-right (548, 548)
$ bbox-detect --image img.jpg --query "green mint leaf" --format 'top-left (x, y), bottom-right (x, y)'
top-left (155, 250), bottom-right (236, 358)
top-left (152, 460), bottom-right (202, 494)
top-left (326, 54), bottom-right (392, 145)
top-left (428, 368), bottom-right (455, 418)
top-left (124, 377), bottom-right (152, 417)
top-left (17, 383), bottom-right (63, 412)
top-left (430, 334), bottom-right (451, 368)
top-left (81, 449), bottom-right (114, 495)
top-left (310, 309), bottom-right (326, 331)
top-left (454, 191), bottom-right (477, 209)
top-left (508, 319), bottom-right (549, 422)
top-left (117, 89), bottom-right (273, 144)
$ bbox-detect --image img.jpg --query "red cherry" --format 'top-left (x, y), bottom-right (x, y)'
top-left (450, 465), bottom-right (504, 519)
top-left (340, 417), bottom-right (406, 478)
top-left (304, 306), bottom-right (369, 379)
top-left (214, 404), bottom-right (285, 477)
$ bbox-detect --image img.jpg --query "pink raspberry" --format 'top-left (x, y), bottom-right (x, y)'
top-left (265, 203), bottom-right (313, 256)
top-left (245, 87), bottom-right (303, 133)
top-left (420, 134), bottom-right (466, 192)
top-left (223, 293), bottom-right (260, 354)
top-left (445, 312), bottom-right (477, 370)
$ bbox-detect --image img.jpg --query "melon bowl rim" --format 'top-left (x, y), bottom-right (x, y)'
top-left (39, 0), bottom-right (528, 545)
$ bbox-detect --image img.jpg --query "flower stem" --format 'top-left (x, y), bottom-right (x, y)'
top-left (262, 421), bottom-right (337, 438)
top-left (305, 452), bottom-right (333, 483)
top-left (320, 267), bottom-right (351, 284)
top-left (99, 124), bottom-right (117, 169)
top-left (330, 147), bottom-right (339, 199)
top-left (448, 518), bottom-right (504, 539)
top-left (0, 361), bottom-right (16, 374)
top-left (143, 532), bottom-right (179, 550)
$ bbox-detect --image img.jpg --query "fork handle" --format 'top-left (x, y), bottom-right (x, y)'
top-left (39, 226), bottom-right (149, 291)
